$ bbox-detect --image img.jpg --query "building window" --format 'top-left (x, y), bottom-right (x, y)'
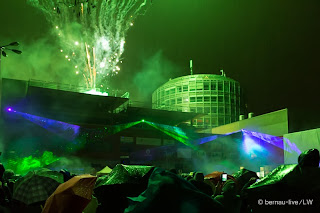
top-left (177, 86), bottom-right (182, 92)
top-left (177, 97), bottom-right (182, 104)
top-left (211, 107), bottom-right (217, 113)
top-left (196, 82), bottom-right (203, 91)
top-left (197, 118), bottom-right (203, 125)
top-left (204, 107), bottom-right (210, 113)
top-left (218, 81), bottom-right (223, 91)
top-left (224, 82), bottom-right (229, 92)
top-left (231, 97), bottom-right (235, 104)
top-left (197, 97), bottom-right (203, 102)
top-left (218, 107), bottom-right (224, 114)
top-left (225, 107), bottom-right (230, 114)
top-left (189, 82), bottom-right (196, 91)
top-left (183, 85), bottom-right (188, 92)
top-left (190, 97), bottom-right (196, 102)
top-left (211, 117), bottom-right (217, 125)
top-left (225, 95), bottom-right (230, 103)
top-left (204, 97), bottom-right (210, 102)
top-left (204, 82), bottom-right (210, 90)
top-left (190, 107), bottom-right (196, 112)
top-left (211, 96), bottom-right (217, 102)
top-left (197, 108), bottom-right (204, 113)
top-left (170, 99), bottom-right (175, 105)
top-left (230, 83), bottom-right (234, 93)
top-left (218, 96), bottom-right (224, 103)
top-left (218, 117), bottom-right (225, 125)
top-left (211, 81), bottom-right (217, 90)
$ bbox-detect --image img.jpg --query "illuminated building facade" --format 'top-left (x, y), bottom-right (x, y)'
top-left (152, 74), bottom-right (245, 128)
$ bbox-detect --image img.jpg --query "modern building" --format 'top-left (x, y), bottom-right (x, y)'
top-left (152, 73), bottom-right (246, 128)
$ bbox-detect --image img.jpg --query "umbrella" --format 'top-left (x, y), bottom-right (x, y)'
top-left (96, 165), bottom-right (112, 176)
top-left (12, 168), bottom-right (63, 205)
top-left (246, 164), bottom-right (320, 212)
top-left (125, 167), bottom-right (223, 213)
top-left (95, 164), bottom-right (154, 195)
top-left (94, 164), bottom-right (154, 213)
top-left (42, 174), bottom-right (97, 213)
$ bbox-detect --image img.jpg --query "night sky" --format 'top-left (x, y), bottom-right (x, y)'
top-left (1, 0), bottom-right (319, 129)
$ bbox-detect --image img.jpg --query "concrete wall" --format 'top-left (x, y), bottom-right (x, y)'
top-left (283, 128), bottom-right (320, 164)
top-left (208, 109), bottom-right (288, 136)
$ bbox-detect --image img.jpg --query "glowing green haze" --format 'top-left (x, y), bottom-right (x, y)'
top-left (5, 151), bottom-right (60, 175)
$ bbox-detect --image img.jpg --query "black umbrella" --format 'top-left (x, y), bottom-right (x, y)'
top-left (125, 167), bottom-right (223, 213)
top-left (95, 164), bottom-right (154, 193)
top-left (94, 164), bottom-right (154, 213)
top-left (246, 164), bottom-right (320, 213)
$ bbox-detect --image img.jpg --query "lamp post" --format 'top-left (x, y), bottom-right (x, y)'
top-left (0, 42), bottom-right (22, 114)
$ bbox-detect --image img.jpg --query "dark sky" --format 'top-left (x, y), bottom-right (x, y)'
top-left (1, 0), bottom-right (320, 122)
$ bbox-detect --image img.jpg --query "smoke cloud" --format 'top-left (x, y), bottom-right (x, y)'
top-left (48, 156), bottom-right (93, 175)
top-left (131, 51), bottom-right (181, 105)
top-left (1, 37), bottom-right (79, 85)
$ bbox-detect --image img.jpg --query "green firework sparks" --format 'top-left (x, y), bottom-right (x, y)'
top-left (28, 0), bottom-right (151, 89)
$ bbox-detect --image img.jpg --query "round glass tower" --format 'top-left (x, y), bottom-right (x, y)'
top-left (152, 74), bottom-right (245, 128)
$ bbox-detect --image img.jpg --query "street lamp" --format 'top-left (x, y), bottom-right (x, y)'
top-left (0, 42), bottom-right (22, 114)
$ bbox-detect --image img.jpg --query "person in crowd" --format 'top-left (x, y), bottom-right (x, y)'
top-left (239, 177), bottom-right (257, 213)
top-left (213, 179), bottom-right (242, 213)
top-left (189, 172), bottom-right (213, 196)
top-left (2, 169), bottom-right (14, 199)
top-left (185, 171), bottom-right (195, 181)
top-left (298, 148), bottom-right (319, 168)
top-left (204, 178), bottom-right (216, 195)
top-left (0, 164), bottom-right (5, 183)
top-left (2, 170), bottom-right (14, 184)
top-left (59, 169), bottom-right (74, 182)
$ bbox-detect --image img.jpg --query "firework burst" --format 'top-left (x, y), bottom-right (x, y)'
top-left (28, 0), bottom-right (151, 90)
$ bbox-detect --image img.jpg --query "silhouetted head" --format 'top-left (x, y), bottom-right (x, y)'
top-left (222, 180), bottom-right (237, 196)
top-left (194, 172), bottom-right (204, 182)
top-left (3, 169), bottom-right (14, 183)
top-left (298, 149), bottom-right (320, 168)
top-left (0, 164), bottom-right (5, 180)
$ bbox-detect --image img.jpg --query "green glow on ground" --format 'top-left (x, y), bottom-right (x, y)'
top-left (5, 151), bottom-right (60, 175)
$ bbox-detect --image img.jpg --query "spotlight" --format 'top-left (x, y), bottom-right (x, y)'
top-left (142, 119), bottom-right (145, 122)
top-left (7, 107), bottom-right (12, 112)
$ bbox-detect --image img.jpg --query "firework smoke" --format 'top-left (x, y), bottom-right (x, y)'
top-left (28, 0), bottom-right (151, 89)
